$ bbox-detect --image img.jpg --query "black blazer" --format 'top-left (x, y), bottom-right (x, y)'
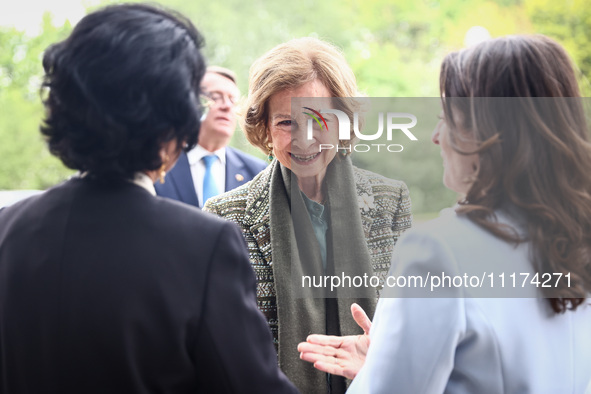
top-left (155, 148), bottom-right (267, 208)
top-left (0, 177), bottom-right (297, 394)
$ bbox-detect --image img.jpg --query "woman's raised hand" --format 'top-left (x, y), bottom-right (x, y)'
top-left (297, 303), bottom-right (371, 380)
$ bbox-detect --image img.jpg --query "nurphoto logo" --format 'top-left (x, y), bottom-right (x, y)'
top-left (304, 107), bottom-right (419, 153)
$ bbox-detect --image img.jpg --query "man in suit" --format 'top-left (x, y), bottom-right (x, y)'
top-left (156, 66), bottom-right (267, 208)
top-left (0, 4), bottom-right (297, 393)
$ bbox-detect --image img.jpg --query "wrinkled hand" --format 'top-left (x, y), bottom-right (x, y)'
top-left (297, 303), bottom-right (371, 380)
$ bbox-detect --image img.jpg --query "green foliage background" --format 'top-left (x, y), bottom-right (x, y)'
top-left (1, 0), bottom-right (590, 215)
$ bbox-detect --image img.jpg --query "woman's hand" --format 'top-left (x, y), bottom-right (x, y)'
top-left (297, 303), bottom-right (371, 380)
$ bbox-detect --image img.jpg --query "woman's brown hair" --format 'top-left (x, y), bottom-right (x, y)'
top-left (440, 35), bottom-right (591, 313)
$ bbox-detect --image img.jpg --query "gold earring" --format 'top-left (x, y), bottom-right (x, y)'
top-left (159, 155), bottom-right (169, 184)
top-left (338, 140), bottom-right (349, 156)
top-left (267, 144), bottom-right (274, 161)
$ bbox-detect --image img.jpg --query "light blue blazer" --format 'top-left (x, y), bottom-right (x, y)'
top-left (349, 208), bottom-right (591, 394)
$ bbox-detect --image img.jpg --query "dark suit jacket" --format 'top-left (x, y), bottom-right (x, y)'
top-left (155, 147), bottom-right (267, 208)
top-left (0, 178), bottom-right (297, 394)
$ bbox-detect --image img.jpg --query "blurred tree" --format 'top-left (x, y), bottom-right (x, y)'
top-left (1, 0), bottom-right (588, 214)
top-left (0, 14), bottom-right (73, 190)
top-left (525, 0), bottom-right (591, 95)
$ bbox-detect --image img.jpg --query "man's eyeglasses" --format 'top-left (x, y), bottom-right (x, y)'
top-left (199, 92), bottom-right (238, 121)
top-left (201, 91), bottom-right (237, 107)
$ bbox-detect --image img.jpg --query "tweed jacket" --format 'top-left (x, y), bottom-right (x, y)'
top-left (204, 160), bottom-right (412, 346)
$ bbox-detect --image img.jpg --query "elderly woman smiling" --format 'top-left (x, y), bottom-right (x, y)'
top-left (204, 37), bottom-right (412, 393)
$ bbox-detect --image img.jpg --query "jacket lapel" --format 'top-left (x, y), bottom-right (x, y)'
top-left (354, 171), bottom-right (375, 239)
top-left (243, 162), bottom-right (377, 266)
top-left (243, 162), bottom-right (274, 266)
top-left (168, 152), bottom-right (200, 207)
top-left (225, 148), bottom-right (247, 192)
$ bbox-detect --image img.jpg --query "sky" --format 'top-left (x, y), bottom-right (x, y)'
top-left (0, 0), bottom-right (101, 34)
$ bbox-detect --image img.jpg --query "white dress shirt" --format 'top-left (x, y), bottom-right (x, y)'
top-left (131, 172), bottom-right (156, 196)
top-left (186, 145), bottom-right (226, 207)
top-left (348, 208), bottom-right (591, 394)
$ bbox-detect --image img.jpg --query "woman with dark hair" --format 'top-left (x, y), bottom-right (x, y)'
top-left (0, 4), bottom-right (297, 393)
top-left (299, 35), bottom-right (591, 392)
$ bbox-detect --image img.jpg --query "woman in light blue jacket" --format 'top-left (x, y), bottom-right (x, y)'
top-left (299, 35), bottom-right (591, 393)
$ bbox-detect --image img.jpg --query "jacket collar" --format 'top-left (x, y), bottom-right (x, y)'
top-left (243, 161), bottom-right (275, 265)
top-left (242, 159), bottom-right (378, 264)
top-left (353, 169), bottom-right (375, 239)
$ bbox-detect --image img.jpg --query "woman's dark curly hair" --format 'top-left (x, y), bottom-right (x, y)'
top-left (41, 3), bottom-right (206, 182)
